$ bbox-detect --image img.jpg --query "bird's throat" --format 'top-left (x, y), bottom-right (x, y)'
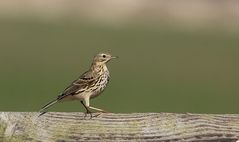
top-left (91, 63), bottom-right (108, 73)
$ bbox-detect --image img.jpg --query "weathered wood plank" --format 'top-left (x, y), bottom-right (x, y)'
top-left (0, 112), bottom-right (239, 142)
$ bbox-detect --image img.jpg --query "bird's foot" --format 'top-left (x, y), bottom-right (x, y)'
top-left (84, 110), bottom-right (93, 119)
top-left (93, 110), bottom-right (110, 117)
top-left (102, 110), bottom-right (110, 113)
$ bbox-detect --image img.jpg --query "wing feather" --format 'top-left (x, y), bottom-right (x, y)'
top-left (57, 70), bottom-right (98, 100)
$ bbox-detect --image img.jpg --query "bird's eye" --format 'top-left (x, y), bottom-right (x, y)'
top-left (102, 55), bottom-right (106, 58)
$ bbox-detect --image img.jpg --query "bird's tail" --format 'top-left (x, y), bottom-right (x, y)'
top-left (38, 99), bottom-right (59, 117)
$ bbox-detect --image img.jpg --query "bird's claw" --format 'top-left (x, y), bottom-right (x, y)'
top-left (83, 108), bottom-right (109, 119)
top-left (93, 110), bottom-right (109, 117)
top-left (84, 110), bottom-right (93, 119)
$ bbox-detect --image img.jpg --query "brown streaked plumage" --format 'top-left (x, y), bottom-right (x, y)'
top-left (39, 53), bottom-right (118, 117)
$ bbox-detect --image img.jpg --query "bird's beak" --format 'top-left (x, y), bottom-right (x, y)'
top-left (111, 56), bottom-right (119, 59)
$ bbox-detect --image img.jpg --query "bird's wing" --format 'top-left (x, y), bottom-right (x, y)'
top-left (57, 70), bottom-right (98, 100)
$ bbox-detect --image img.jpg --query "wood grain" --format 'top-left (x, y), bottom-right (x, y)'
top-left (0, 112), bottom-right (239, 142)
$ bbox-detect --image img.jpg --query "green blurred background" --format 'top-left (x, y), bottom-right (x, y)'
top-left (0, 1), bottom-right (238, 113)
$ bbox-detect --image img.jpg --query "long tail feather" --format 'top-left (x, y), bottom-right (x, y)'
top-left (38, 99), bottom-right (58, 117)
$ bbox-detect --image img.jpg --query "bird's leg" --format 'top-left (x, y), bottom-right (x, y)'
top-left (80, 101), bottom-right (92, 118)
top-left (83, 98), bottom-right (109, 118)
top-left (88, 106), bottom-right (110, 117)
top-left (88, 106), bottom-right (108, 113)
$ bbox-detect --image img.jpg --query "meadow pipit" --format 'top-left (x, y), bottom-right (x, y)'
top-left (39, 53), bottom-right (118, 117)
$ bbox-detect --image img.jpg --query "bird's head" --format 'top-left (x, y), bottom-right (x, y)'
top-left (93, 53), bottom-right (118, 66)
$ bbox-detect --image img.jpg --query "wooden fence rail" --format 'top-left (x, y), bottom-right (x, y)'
top-left (0, 112), bottom-right (239, 142)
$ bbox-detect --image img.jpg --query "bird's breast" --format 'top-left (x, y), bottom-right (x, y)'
top-left (90, 72), bottom-right (110, 99)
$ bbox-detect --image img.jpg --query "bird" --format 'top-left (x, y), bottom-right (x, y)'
top-left (39, 53), bottom-right (118, 117)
